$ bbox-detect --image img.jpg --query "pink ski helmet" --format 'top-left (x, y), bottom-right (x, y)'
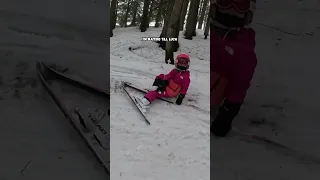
top-left (175, 53), bottom-right (190, 70)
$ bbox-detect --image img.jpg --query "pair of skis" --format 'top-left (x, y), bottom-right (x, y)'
top-left (36, 60), bottom-right (110, 175)
top-left (122, 81), bottom-right (174, 125)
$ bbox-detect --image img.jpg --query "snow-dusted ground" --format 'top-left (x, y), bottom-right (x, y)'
top-left (0, 1), bottom-right (109, 179)
top-left (212, 0), bottom-right (320, 179)
top-left (110, 27), bottom-right (210, 179)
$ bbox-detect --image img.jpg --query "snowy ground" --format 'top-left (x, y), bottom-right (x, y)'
top-left (110, 27), bottom-right (210, 179)
top-left (0, 2), bottom-right (109, 179)
top-left (212, 0), bottom-right (320, 179)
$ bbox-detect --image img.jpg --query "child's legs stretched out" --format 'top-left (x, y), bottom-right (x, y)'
top-left (145, 73), bottom-right (171, 103)
top-left (144, 90), bottom-right (169, 103)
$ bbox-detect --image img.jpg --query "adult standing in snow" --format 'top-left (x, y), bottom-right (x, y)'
top-left (210, 0), bottom-right (257, 137)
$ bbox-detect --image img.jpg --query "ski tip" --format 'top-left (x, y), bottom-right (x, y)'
top-left (122, 81), bottom-right (129, 86)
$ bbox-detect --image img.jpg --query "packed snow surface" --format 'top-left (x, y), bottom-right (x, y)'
top-left (110, 27), bottom-right (210, 180)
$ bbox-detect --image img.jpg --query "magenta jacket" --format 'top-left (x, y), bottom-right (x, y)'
top-left (211, 28), bottom-right (257, 104)
top-left (164, 69), bottom-right (191, 95)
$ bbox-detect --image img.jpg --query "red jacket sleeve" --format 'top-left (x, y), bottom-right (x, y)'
top-left (224, 28), bottom-right (257, 104)
top-left (226, 52), bottom-right (257, 103)
top-left (180, 73), bottom-right (190, 95)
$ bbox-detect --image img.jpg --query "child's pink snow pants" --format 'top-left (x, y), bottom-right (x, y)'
top-left (144, 74), bottom-right (170, 103)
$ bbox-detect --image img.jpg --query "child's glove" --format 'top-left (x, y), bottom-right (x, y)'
top-left (176, 94), bottom-right (185, 105)
top-left (157, 80), bottom-right (168, 92)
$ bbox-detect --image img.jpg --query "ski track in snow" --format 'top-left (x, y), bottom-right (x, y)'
top-left (110, 27), bottom-right (210, 180)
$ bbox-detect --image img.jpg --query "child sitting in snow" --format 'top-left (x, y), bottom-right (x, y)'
top-left (137, 53), bottom-right (191, 108)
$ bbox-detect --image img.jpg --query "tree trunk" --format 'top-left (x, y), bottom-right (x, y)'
top-left (140, 0), bottom-right (151, 32)
top-left (131, 1), bottom-right (139, 26)
top-left (155, 0), bottom-right (164, 27)
top-left (204, 6), bottom-right (210, 39)
top-left (110, 0), bottom-right (118, 30)
top-left (179, 0), bottom-right (189, 31)
top-left (147, 0), bottom-right (155, 28)
top-left (161, 0), bottom-right (169, 26)
top-left (184, 0), bottom-right (201, 39)
top-left (165, 0), bottom-right (185, 64)
top-left (120, 8), bottom-right (126, 27)
top-left (197, 0), bottom-right (209, 29)
top-left (197, 0), bottom-right (203, 21)
top-left (162, 0), bottom-right (169, 17)
top-left (158, 0), bottom-right (175, 50)
top-left (124, 0), bottom-right (132, 27)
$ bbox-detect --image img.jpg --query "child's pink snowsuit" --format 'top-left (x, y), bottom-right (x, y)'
top-left (145, 69), bottom-right (191, 103)
top-left (211, 28), bottom-right (257, 106)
